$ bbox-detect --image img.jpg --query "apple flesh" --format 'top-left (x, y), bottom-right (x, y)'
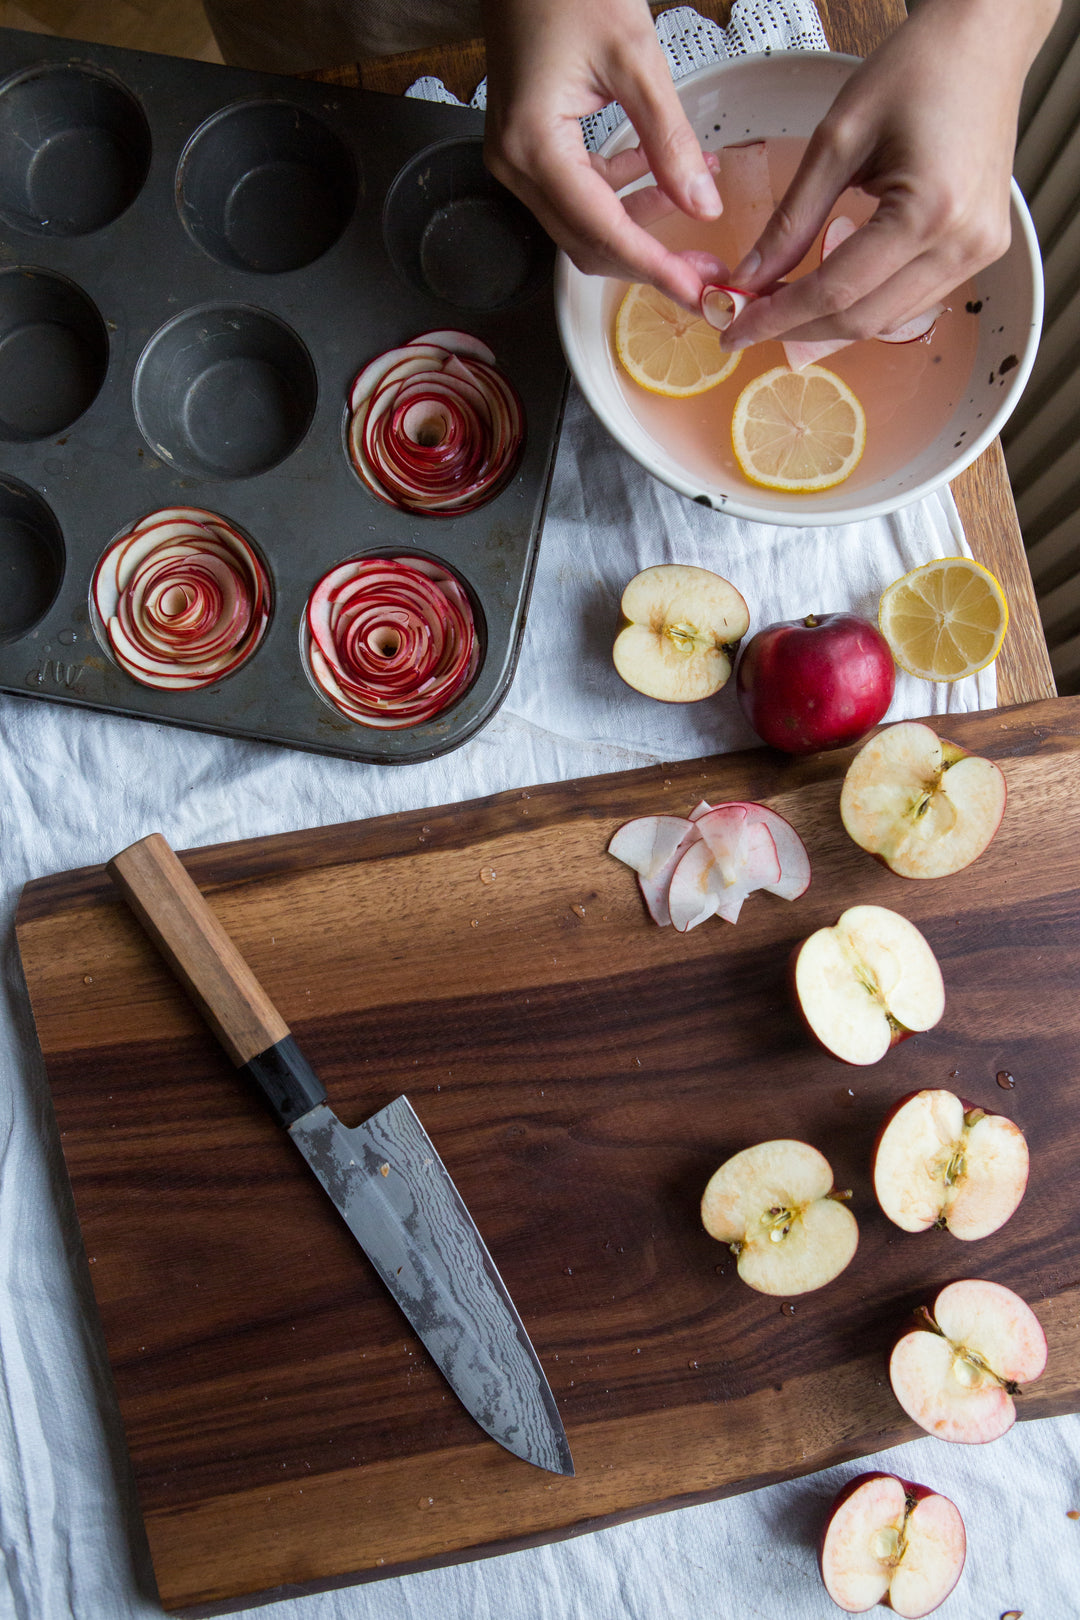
top-left (736, 613), bottom-right (896, 755)
top-left (840, 720), bottom-right (1007, 879)
top-left (819, 1472), bottom-right (966, 1617)
top-left (793, 905), bottom-right (945, 1066)
top-left (873, 1088), bottom-right (1028, 1239)
top-left (608, 800), bottom-right (811, 930)
top-left (612, 564), bottom-right (750, 702)
top-left (889, 1278), bottom-right (1047, 1444)
top-left (701, 1138), bottom-right (858, 1294)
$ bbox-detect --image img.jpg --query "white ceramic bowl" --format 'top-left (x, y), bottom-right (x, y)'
top-left (555, 51), bottom-right (1043, 527)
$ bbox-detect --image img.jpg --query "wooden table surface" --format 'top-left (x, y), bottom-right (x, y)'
top-left (315, 0), bottom-right (1055, 711)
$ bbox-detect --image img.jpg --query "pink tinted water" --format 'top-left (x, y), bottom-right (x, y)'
top-left (610, 138), bottom-right (980, 495)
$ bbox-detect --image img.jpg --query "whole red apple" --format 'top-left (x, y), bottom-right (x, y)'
top-left (736, 612), bottom-right (895, 754)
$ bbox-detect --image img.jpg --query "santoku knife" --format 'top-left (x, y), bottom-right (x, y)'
top-left (107, 832), bottom-right (574, 1477)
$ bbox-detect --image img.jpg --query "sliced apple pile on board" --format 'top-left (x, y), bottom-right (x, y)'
top-left (612, 563), bottom-right (750, 702)
top-left (840, 720), bottom-right (1007, 879)
top-left (819, 1472), bottom-right (967, 1617)
top-left (873, 1088), bottom-right (1028, 1239)
top-left (609, 799), bottom-right (811, 930)
top-left (889, 1278), bottom-right (1047, 1444)
top-left (701, 1139), bottom-right (858, 1294)
top-left (792, 905), bottom-right (945, 1065)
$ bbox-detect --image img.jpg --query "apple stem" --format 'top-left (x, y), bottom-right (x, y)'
top-left (827, 1187), bottom-right (853, 1203)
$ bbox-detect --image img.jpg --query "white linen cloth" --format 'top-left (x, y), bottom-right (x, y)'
top-left (2, 5), bottom-right (1076, 1618)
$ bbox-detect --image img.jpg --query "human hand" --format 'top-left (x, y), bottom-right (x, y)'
top-left (723, 0), bottom-right (1059, 351)
top-left (481, 0), bottom-right (726, 309)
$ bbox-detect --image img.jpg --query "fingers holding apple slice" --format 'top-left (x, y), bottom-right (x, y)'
top-left (873, 1089), bottom-right (1028, 1239)
top-left (793, 905), bottom-right (945, 1065)
top-left (840, 721), bottom-right (1007, 879)
top-left (612, 564), bottom-right (750, 703)
top-left (889, 1278), bottom-right (1047, 1444)
top-left (701, 1139), bottom-right (858, 1294)
top-left (819, 1472), bottom-right (966, 1617)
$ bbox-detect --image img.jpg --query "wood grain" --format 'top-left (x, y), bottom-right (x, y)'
top-left (107, 833), bottom-right (290, 1066)
top-left (315, 0), bottom-right (1055, 710)
top-left (16, 696), bottom-right (1080, 1613)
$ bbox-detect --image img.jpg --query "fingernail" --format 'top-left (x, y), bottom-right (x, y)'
top-left (733, 250), bottom-right (761, 284)
top-left (689, 171), bottom-right (722, 219)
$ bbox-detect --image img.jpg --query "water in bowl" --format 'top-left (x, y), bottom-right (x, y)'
top-left (608, 138), bottom-right (980, 497)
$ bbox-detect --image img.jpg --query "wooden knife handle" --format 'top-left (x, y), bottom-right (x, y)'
top-left (107, 832), bottom-right (289, 1067)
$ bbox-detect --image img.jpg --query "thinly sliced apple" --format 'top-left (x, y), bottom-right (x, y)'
top-left (700, 284), bottom-right (754, 332)
top-left (889, 1278), bottom-right (1047, 1444)
top-left (782, 334), bottom-right (854, 371)
top-left (702, 1138), bottom-right (858, 1294)
top-left (717, 140), bottom-right (773, 262)
top-left (793, 905), bottom-right (945, 1066)
top-left (840, 721), bottom-right (1007, 879)
top-left (873, 1089), bottom-right (1028, 1239)
top-left (607, 814), bottom-right (697, 926)
top-left (820, 1472), bottom-right (966, 1617)
top-left (612, 564), bottom-right (750, 702)
top-left (671, 807), bottom-right (781, 927)
top-left (609, 799), bottom-right (811, 930)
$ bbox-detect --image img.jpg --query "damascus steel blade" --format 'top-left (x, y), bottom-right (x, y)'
top-left (289, 1095), bottom-right (573, 1476)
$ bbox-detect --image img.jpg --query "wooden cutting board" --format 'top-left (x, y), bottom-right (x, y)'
top-left (16, 696), bottom-right (1080, 1615)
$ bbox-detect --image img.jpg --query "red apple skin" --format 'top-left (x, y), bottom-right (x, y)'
top-left (736, 613), bottom-right (896, 755)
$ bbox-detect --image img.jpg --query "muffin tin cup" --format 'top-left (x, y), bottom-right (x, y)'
top-left (0, 28), bottom-right (565, 764)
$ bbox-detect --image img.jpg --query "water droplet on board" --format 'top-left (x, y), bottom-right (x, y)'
top-left (470, 919), bottom-right (479, 928)
top-left (948, 1068), bottom-right (960, 1078)
top-left (997, 1070), bottom-right (1016, 1090)
top-left (571, 903), bottom-right (586, 919)
top-left (58, 628), bottom-right (77, 646)
top-left (82, 975), bottom-right (93, 985)
top-left (417, 1497), bottom-right (434, 1511)
top-left (688, 1359), bottom-right (699, 1369)
top-left (780, 1302), bottom-right (797, 1317)
top-left (479, 867), bottom-right (496, 884)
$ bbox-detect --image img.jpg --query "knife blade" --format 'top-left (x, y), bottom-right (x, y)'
top-left (106, 832), bottom-right (573, 1477)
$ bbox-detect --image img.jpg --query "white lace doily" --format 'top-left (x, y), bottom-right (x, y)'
top-left (406, 0), bottom-right (830, 147)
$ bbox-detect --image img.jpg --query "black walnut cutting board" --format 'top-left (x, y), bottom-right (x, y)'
top-left (15, 696), bottom-right (1080, 1615)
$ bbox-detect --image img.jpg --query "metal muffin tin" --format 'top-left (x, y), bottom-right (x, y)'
top-left (0, 28), bottom-right (567, 762)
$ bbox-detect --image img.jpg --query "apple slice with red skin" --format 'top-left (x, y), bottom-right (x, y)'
top-left (669, 807), bottom-right (781, 928)
top-left (890, 1278), bottom-right (1047, 1443)
top-left (609, 801), bottom-right (811, 930)
top-left (736, 612), bottom-right (896, 756)
top-left (793, 905), bottom-right (945, 1066)
top-left (612, 564), bottom-right (750, 702)
top-left (607, 814), bottom-right (697, 926)
top-left (873, 1089), bottom-right (1028, 1239)
top-left (840, 720), bottom-right (1007, 879)
top-left (819, 1472), bottom-right (966, 1617)
top-left (701, 1138), bottom-right (858, 1294)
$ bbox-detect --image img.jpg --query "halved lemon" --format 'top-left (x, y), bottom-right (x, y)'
top-left (614, 283), bottom-right (742, 397)
top-left (879, 557), bottom-right (1009, 681)
top-left (731, 365), bottom-right (866, 492)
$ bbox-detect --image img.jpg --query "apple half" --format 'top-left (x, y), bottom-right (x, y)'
top-left (701, 1139), bottom-right (858, 1294)
top-left (840, 720), bottom-right (1007, 879)
top-left (873, 1089), bottom-right (1028, 1239)
top-left (819, 1472), bottom-right (966, 1617)
top-left (793, 905), bottom-right (945, 1066)
top-left (889, 1278), bottom-right (1047, 1444)
top-left (612, 564), bottom-right (750, 702)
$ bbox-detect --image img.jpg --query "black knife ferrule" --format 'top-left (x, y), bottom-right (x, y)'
top-left (240, 1035), bottom-right (327, 1128)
